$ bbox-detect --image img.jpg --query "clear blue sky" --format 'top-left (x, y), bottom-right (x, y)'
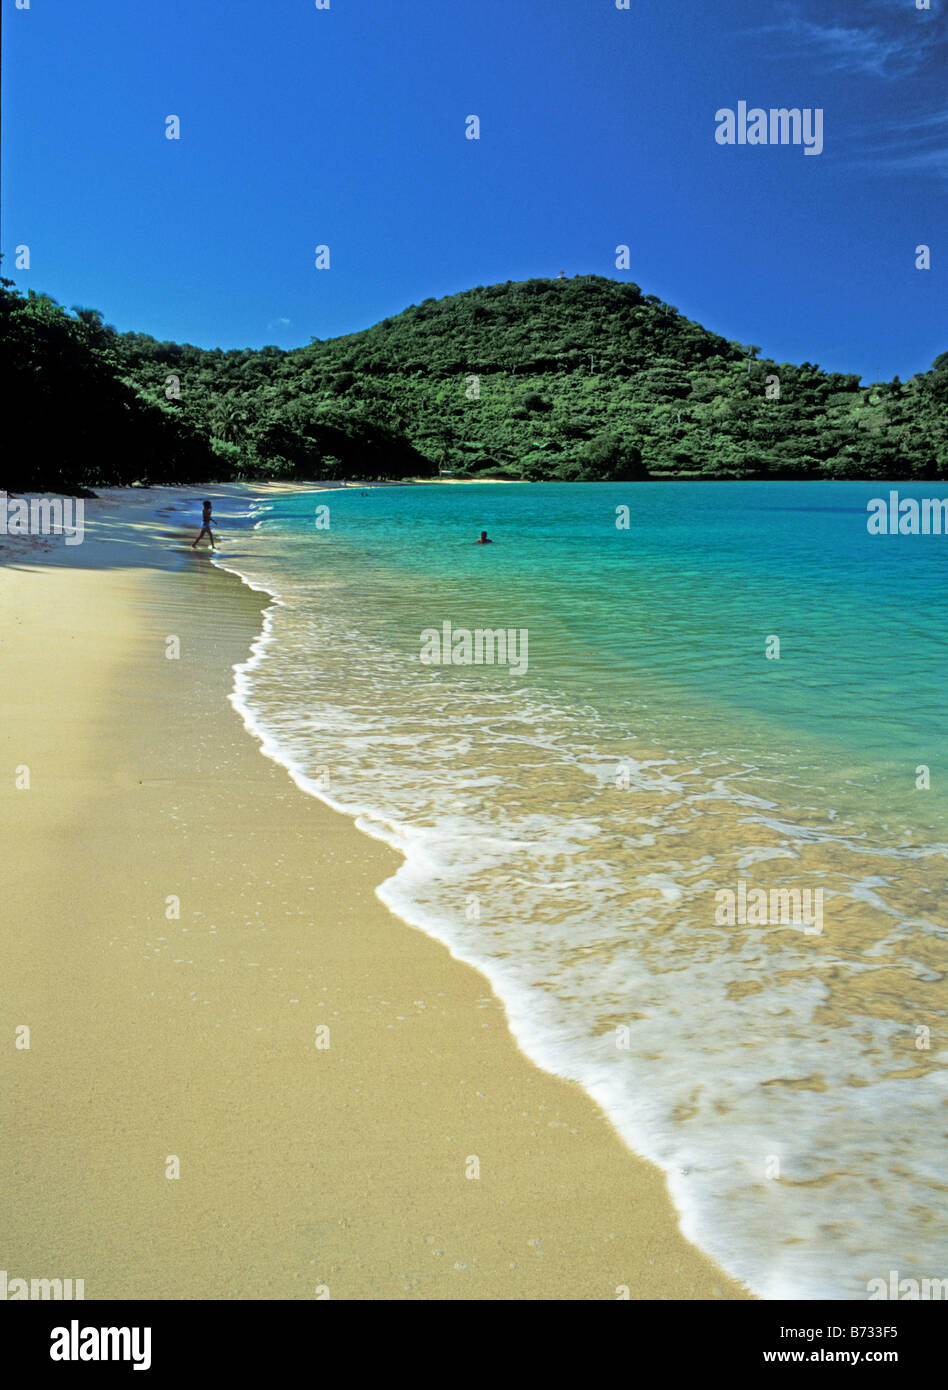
top-left (3, 0), bottom-right (945, 382)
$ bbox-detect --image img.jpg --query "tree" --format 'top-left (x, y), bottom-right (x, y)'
top-left (579, 431), bottom-right (648, 480)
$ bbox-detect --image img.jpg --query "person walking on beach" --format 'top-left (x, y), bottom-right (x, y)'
top-left (192, 499), bottom-right (217, 550)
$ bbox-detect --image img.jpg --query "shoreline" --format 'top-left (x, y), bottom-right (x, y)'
top-left (0, 484), bottom-right (750, 1299)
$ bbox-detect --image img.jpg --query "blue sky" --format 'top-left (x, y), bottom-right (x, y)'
top-left (2, 0), bottom-right (945, 381)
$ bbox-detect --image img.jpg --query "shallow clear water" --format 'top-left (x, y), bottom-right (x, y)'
top-left (210, 481), bottom-right (947, 1299)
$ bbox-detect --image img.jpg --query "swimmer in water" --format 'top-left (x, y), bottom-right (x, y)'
top-left (475, 530), bottom-right (493, 544)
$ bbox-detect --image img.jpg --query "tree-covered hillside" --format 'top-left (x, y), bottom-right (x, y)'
top-left (0, 275), bottom-right (218, 493)
top-left (4, 270), bottom-right (946, 492)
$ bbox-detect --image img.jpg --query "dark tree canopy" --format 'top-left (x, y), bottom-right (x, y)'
top-left (3, 270), bottom-right (944, 491)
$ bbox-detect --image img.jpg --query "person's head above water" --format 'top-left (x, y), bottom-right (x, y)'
top-left (475, 530), bottom-right (492, 544)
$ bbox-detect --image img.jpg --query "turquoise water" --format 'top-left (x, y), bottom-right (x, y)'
top-left (210, 481), bottom-right (948, 1299)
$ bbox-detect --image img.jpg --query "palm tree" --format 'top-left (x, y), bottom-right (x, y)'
top-left (210, 398), bottom-right (248, 442)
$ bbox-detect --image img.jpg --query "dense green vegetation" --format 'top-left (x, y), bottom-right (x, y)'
top-left (3, 268), bottom-right (945, 491)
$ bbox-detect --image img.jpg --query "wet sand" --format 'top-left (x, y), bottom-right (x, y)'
top-left (0, 486), bottom-right (749, 1299)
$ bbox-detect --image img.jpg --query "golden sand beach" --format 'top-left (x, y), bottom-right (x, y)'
top-left (0, 486), bottom-right (748, 1300)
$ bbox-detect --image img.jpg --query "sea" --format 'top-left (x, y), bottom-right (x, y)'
top-left (209, 480), bottom-right (948, 1300)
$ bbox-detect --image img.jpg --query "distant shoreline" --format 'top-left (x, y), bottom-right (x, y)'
top-left (11, 472), bottom-right (936, 504)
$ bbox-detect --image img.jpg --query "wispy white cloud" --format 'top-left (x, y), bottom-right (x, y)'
top-left (755, 5), bottom-right (948, 176)
top-left (773, 18), bottom-right (919, 76)
top-left (867, 143), bottom-right (948, 178)
top-left (759, 3), bottom-right (944, 79)
top-left (858, 106), bottom-right (948, 180)
top-left (894, 108), bottom-right (948, 130)
top-left (879, 148), bottom-right (948, 175)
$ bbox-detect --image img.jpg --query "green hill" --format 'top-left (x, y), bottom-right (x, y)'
top-left (4, 270), bottom-right (946, 492)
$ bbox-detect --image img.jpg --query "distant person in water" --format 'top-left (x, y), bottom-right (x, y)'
top-left (475, 530), bottom-right (493, 545)
top-left (191, 499), bottom-right (217, 550)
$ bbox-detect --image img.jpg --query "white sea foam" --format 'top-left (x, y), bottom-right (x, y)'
top-left (209, 526), bottom-right (948, 1302)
